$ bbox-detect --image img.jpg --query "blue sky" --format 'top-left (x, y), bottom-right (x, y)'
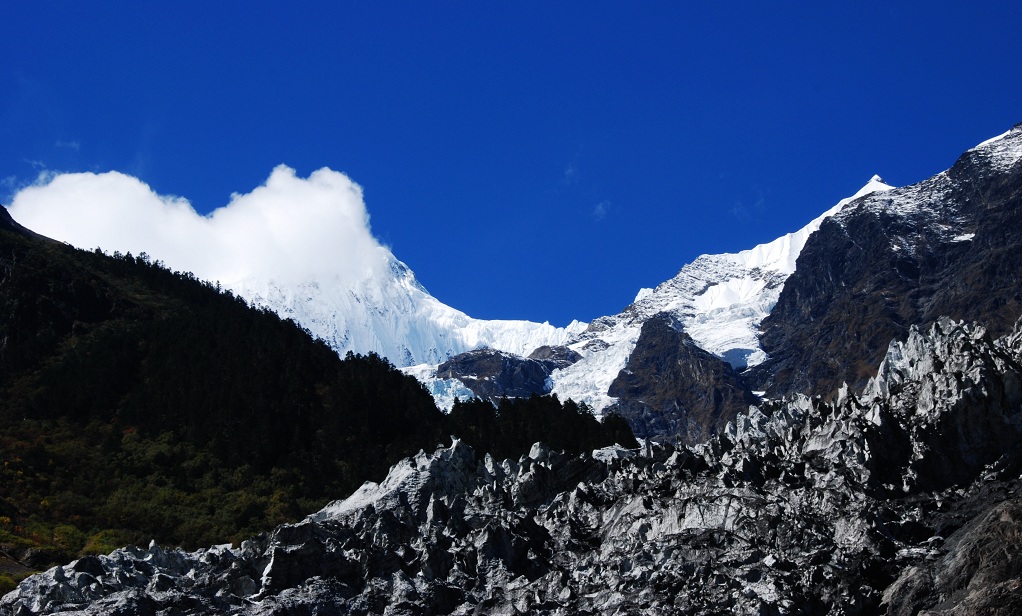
top-left (2, 2), bottom-right (1020, 326)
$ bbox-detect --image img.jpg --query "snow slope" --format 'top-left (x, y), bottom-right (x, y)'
top-left (6, 164), bottom-right (584, 371)
top-left (233, 253), bottom-right (585, 368)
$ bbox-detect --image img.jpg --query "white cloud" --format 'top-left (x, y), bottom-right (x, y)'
top-left (55, 139), bottom-right (81, 151)
top-left (592, 200), bottom-right (610, 221)
top-left (7, 165), bottom-right (392, 287)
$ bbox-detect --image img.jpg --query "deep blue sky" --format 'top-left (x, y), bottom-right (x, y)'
top-left (2, 2), bottom-right (1020, 325)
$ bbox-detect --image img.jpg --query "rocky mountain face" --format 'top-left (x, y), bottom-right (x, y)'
top-left (752, 123), bottom-right (1022, 399)
top-left (434, 346), bottom-right (581, 400)
top-left (415, 176), bottom-right (894, 425)
top-left (525, 126), bottom-right (1020, 445)
top-left (7, 316), bottom-right (1022, 615)
top-left (607, 313), bottom-right (757, 443)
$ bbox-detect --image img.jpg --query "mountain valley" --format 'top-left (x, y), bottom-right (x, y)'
top-left (1, 123), bottom-right (1022, 614)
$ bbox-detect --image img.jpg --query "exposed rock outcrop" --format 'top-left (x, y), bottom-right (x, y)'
top-left (435, 346), bottom-right (580, 400)
top-left (752, 122), bottom-right (1022, 398)
top-left (6, 316), bottom-right (1022, 614)
top-left (607, 313), bottom-right (758, 444)
top-left (883, 497), bottom-right (1022, 615)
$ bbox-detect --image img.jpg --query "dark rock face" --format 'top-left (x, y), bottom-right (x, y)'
top-left (0, 207), bottom-right (49, 240)
top-left (884, 497), bottom-right (1022, 615)
top-left (607, 313), bottom-right (757, 444)
top-left (752, 123), bottom-right (1022, 398)
top-left (437, 347), bottom-right (579, 400)
top-left (9, 317), bottom-right (1022, 614)
top-left (527, 345), bottom-right (582, 364)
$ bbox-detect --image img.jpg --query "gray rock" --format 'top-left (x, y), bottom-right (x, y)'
top-left (6, 317), bottom-right (1022, 614)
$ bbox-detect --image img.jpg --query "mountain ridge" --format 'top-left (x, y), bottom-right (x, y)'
top-left (230, 256), bottom-right (586, 369)
top-left (9, 127), bottom-right (1017, 433)
top-left (413, 174), bottom-right (896, 415)
top-left (3, 123), bottom-right (1022, 613)
top-left (423, 124), bottom-right (1022, 445)
top-left (750, 121), bottom-right (1022, 398)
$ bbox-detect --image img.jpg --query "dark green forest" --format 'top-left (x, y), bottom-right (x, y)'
top-left (447, 396), bottom-right (636, 461)
top-left (0, 210), bottom-right (634, 586)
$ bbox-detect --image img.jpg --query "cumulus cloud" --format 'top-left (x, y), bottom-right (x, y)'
top-left (7, 165), bottom-right (392, 287)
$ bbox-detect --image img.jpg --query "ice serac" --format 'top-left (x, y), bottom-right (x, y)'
top-left (231, 252), bottom-right (585, 368)
top-left (8, 315), bottom-right (1022, 614)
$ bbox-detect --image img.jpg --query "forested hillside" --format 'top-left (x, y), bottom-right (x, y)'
top-left (0, 208), bottom-right (633, 588)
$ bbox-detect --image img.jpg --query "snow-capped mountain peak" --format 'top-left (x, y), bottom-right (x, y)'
top-left (235, 248), bottom-right (585, 369)
top-left (968, 123), bottom-right (1022, 171)
top-left (544, 175), bottom-right (894, 413)
top-left (732, 174), bottom-right (892, 276)
top-left (414, 174), bottom-right (898, 414)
